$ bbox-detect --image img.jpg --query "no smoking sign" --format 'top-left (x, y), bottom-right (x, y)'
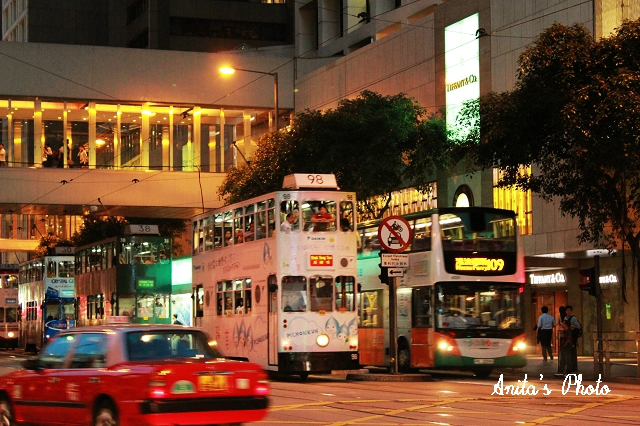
top-left (377, 216), bottom-right (413, 253)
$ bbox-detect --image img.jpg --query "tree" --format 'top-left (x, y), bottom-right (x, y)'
top-left (219, 91), bottom-right (451, 219)
top-left (456, 20), bottom-right (640, 300)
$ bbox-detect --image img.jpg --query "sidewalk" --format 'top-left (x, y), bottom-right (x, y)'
top-left (508, 355), bottom-right (640, 384)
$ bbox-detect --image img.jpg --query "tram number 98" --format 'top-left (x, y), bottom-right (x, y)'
top-left (307, 174), bottom-right (324, 185)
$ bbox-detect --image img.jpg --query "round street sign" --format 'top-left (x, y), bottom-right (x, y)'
top-left (377, 216), bottom-right (413, 253)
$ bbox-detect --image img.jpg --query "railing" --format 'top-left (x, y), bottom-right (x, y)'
top-left (592, 331), bottom-right (640, 378)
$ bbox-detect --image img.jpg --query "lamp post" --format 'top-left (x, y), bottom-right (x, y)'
top-left (219, 66), bottom-right (279, 131)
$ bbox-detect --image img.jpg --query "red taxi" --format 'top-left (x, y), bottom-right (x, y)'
top-left (0, 325), bottom-right (270, 425)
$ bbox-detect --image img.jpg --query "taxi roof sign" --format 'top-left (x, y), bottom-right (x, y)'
top-left (282, 174), bottom-right (338, 190)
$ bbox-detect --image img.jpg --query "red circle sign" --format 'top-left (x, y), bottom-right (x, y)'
top-left (377, 216), bottom-right (413, 253)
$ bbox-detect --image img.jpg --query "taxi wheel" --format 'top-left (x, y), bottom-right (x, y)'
top-left (93, 400), bottom-right (118, 426)
top-left (473, 368), bottom-right (493, 379)
top-left (0, 396), bottom-right (15, 426)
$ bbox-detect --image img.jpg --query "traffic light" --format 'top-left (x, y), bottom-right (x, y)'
top-left (578, 267), bottom-right (596, 296)
top-left (378, 250), bottom-right (389, 285)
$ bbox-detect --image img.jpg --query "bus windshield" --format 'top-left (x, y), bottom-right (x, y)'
top-left (436, 283), bottom-right (522, 330)
top-left (440, 211), bottom-right (516, 252)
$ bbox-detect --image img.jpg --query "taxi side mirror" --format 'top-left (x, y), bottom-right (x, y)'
top-left (22, 358), bottom-right (42, 371)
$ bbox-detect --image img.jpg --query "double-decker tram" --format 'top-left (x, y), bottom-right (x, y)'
top-left (192, 174), bottom-right (360, 377)
top-left (0, 266), bottom-right (19, 349)
top-left (18, 249), bottom-right (76, 352)
top-left (74, 225), bottom-right (173, 326)
top-left (357, 207), bottom-right (526, 377)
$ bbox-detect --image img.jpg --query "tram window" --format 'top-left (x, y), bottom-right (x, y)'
top-left (359, 290), bottom-right (382, 328)
top-left (335, 276), bottom-right (355, 312)
top-left (223, 211), bottom-right (233, 247)
top-left (194, 286), bottom-right (204, 318)
top-left (309, 276), bottom-right (333, 312)
top-left (302, 200), bottom-right (337, 232)
top-left (198, 219), bottom-right (205, 253)
top-left (154, 295), bottom-right (170, 319)
top-left (192, 221), bottom-right (199, 255)
top-left (412, 287), bottom-right (432, 327)
top-left (57, 260), bottom-right (75, 278)
top-left (62, 302), bottom-right (75, 321)
top-left (204, 216), bottom-right (214, 251)
top-left (280, 200), bottom-right (300, 232)
top-left (234, 216), bottom-right (244, 244)
top-left (5, 308), bottom-right (16, 323)
top-left (339, 201), bottom-right (354, 232)
top-left (267, 208), bottom-right (275, 238)
top-left (47, 260), bottom-right (57, 278)
top-left (45, 301), bottom-right (60, 320)
top-left (244, 203), bottom-right (255, 242)
top-left (282, 276), bottom-right (307, 312)
top-left (214, 213), bottom-right (223, 248)
top-left (137, 295), bottom-right (154, 318)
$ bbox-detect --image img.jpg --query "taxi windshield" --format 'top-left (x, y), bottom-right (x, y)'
top-left (126, 331), bottom-right (223, 361)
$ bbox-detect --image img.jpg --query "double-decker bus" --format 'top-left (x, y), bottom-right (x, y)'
top-left (74, 226), bottom-right (173, 326)
top-left (0, 267), bottom-right (19, 349)
top-left (192, 174), bottom-right (360, 377)
top-left (357, 207), bottom-right (526, 377)
top-left (18, 249), bottom-right (76, 352)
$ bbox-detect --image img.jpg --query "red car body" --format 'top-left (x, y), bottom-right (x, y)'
top-left (0, 325), bottom-right (270, 425)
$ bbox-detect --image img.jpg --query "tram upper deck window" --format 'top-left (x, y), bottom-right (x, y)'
top-left (47, 260), bottom-right (57, 278)
top-left (339, 201), bottom-right (355, 232)
top-left (279, 200), bottom-right (300, 233)
top-left (302, 201), bottom-right (337, 232)
top-left (58, 261), bottom-right (74, 278)
top-left (282, 276), bottom-right (307, 312)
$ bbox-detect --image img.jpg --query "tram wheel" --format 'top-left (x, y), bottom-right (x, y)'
top-left (299, 373), bottom-right (309, 380)
top-left (0, 396), bottom-right (15, 426)
top-left (473, 368), bottom-right (493, 379)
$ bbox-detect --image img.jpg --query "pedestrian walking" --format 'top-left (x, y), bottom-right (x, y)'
top-left (536, 306), bottom-right (555, 362)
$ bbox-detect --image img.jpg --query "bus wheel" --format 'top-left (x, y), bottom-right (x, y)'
top-left (473, 368), bottom-right (493, 379)
top-left (0, 396), bottom-right (15, 426)
top-left (93, 399), bottom-right (118, 426)
top-left (398, 348), bottom-right (411, 373)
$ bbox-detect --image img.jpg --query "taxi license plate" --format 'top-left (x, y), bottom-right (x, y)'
top-left (473, 359), bottom-right (494, 365)
top-left (198, 375), bottom-right (228, 391)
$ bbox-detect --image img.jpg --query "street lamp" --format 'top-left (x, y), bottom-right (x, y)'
top-left (219, 66), bottom-right (279, 131)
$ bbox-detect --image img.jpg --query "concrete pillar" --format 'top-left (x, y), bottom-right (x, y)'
top-left (243, 111), bottom-right (252, 158)
top-left (34, 99), bottom-right (43, 167)
top-left (219, 110), bottom-right (225, 172)
top-left (141, 103), bottom-right (150, 168)
top-left (88, 102), bottom-right (96, 169)
top-left (168, 106), bottom-right (174, 170)
top-left (193, 106), bottom-right (201, 171)
top-left (115, 105), bottom-right (122, 169)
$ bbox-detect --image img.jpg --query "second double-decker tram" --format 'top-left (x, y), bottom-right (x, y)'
top-left (74, 226), bottom-right (173, 326)
top-left (192, 174), bottom-right (360, 377)
top-left (0, 267), bottom-right (19, 349)
top-left (18, 249), bottom-right (76, 352)
top-left (358, 207), bottom-right (527, 377)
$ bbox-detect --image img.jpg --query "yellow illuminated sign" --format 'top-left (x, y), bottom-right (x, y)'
top-left (455, 257), bottom-right (505, 272)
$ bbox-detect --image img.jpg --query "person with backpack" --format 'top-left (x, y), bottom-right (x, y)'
top-left (564, 305), bottom-right (582, 373)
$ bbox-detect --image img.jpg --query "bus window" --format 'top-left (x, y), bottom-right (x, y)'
top-left (310, 276), bottom-right (333, 312)
top-left (412, 287), bottom-right (432, 327)
top-left (335, 276), bottom-right (355, 312)
top-left (282, 276), bottom-right (307, 312)
top-left (412, 217), bottom-right (432, 251)
top-left (359, 290), bottom-right (382, 327)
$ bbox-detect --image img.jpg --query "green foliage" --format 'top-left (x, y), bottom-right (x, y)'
top-left (219, 91), bottom-right (451, 218)
top-left (35, 234), bottom-right (73, 257)
top-left (456, 19), bottom-right (640, 296)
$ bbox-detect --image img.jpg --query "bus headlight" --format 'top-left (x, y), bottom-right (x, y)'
top-left (437, 340), bottom-right (454, 352)
top-left (316, 334), bottom-right (330, 347)
top-left (7, 332), bottom-right (13, 338)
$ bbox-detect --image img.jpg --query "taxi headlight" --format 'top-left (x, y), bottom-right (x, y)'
top-left (316, 334), bottom-right (330, 347)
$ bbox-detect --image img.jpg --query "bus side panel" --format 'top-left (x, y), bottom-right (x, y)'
top-left (410, 328), bottom-right (434, 368)
top-left (358, 328), bottom-right (385, 366)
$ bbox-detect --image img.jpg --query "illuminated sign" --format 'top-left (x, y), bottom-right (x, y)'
top-left (309, 255), bottom-right (333, 267)
top-left (529, 273), bottom-right (566, 285)
top-left (455, 257), bottom-right (505, 272)
top-left (445, 13), bottom-right (480, 139)
top-left (137, 279), bottom-right (155, 289)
